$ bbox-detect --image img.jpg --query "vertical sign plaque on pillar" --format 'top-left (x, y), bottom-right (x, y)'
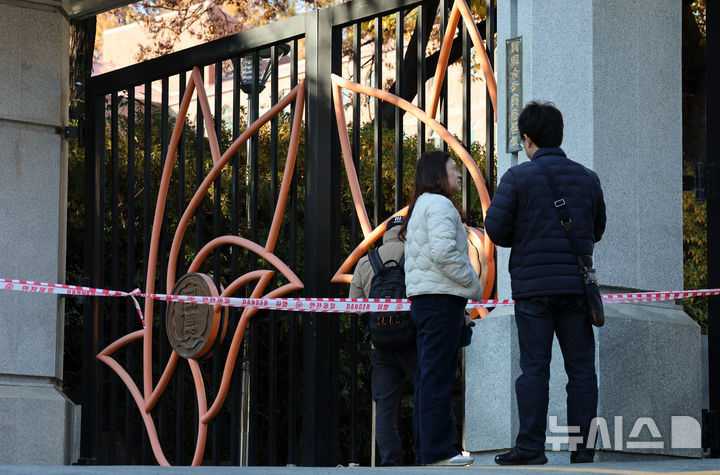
top-left (506, 36), bottom-right (523, 153)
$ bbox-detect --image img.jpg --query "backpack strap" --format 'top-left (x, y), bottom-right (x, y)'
top-left (368, 249), bottom-right (384, 273)
top-left (368, 249), bottom-right (405, 273)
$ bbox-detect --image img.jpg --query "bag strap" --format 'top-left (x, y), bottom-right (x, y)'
top-left (532, 159), bottom-right (590, 273)
top-left (368, 249), bottom-right (405, 272)
top-left (368, 249), bottom-right (383, 273)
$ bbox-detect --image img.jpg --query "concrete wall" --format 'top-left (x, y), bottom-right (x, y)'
top-left (0, 0), bottom-right (78, 464)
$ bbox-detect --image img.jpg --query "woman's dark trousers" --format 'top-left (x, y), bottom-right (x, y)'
top-left (513, 295), bottom-right (598, 452)
top-left (410, 294), bottom-right (465, 465)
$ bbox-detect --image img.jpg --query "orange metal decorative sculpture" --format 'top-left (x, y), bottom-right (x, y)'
top-left (97, 67), bottom-right (306, 466)
top-left (99, 1), bottom-right (498, 464)
top-left (330, 0), bottom-right (498, 317)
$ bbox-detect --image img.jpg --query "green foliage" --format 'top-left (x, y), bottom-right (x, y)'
top-left (691, 0), bottom-right (706, 37)
top-left (683, 189), bottom-right (707, 333)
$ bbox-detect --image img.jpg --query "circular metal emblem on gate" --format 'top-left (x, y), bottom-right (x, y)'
top-left (166, 272), bottom-right (223, 359)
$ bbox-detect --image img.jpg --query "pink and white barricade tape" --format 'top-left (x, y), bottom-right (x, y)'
top-left (2, 278), bottom-right (719, 326)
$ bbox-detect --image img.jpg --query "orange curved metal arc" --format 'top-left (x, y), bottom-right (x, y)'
top-left (201, 271), bottom-right (275, 422)
top-left (145, 351), bottom-right (180, 412)
top-left (96, 327), bottom-right (181, 416)
top-left (185, 234), bottom-right (302, 424)
top-left (99, 68), bottom-right (306, 466)
top-left (142, 68), bottom-right (202, 400)
top-left (265, 83), bottom-right (306, 252)
top-left (220, 270), bottom-right (274, 296)
top-left (161, 77), bottom-right (305, 445)
top-left (220, 81), bottom-right (304, 165)
top-left (467, 226), bottom-right (495, 303)
top-left (456, 0), bottom-right (497, 117)
top-left (187, 358), bottom-right (209, 466)
top-left (97, 351), bottom-right (170, 466)
top-left (332, 74), bottom-right (492, 216)
top-left (429, 0), bottom-right (497, 120)
top-left (331, 81), bottom-right (373, 237)
top-left (331, 209), bottom-right (407, 283)
top-left (330, 73), bottom-right (496, 297)
top-left (428, 3), bottom-right (463, 119)
top-left (98, 329), bottom-right (144, 357)
top-left (191, 68), bottom-right (223, 166)
top-left (189, 235), bottom-right (303, 289)
top-left (167, 81), bottom-right (305, 289)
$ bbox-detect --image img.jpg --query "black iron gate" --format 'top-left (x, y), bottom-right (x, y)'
top-left (74, 0), bottom-right (496, 466)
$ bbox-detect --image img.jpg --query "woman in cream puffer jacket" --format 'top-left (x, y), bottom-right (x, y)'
top-left (400, 151), bottom-right (483, 466)
top-left (404, 193), bottom-right (484, 300)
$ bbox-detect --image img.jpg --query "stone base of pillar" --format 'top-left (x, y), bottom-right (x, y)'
top-left (465, 301), bottom-right (703, 459)
top-left (0, 382), bottom-right (80, 464)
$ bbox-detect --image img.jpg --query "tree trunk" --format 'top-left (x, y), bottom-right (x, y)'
top-left (69, 17), bottom-right (97, 132)
top-left (682, 0), bottom-right (706, 168)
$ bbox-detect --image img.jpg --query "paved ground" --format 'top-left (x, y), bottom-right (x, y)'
top-left (1, 458), bottom-right (719, 475)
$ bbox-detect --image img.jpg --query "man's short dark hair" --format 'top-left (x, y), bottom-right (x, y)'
top-left (518, 101), bottom-right (564, 148)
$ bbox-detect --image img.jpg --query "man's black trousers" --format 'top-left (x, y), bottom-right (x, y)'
top-left (513, 295), bottom-right (598, 452)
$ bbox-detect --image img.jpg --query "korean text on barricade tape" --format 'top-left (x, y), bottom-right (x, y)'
top-left (1, 279), bottom-right (146, 327)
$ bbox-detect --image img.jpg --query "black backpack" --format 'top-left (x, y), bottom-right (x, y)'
top-left (365, 249), bottom-right (415, 348)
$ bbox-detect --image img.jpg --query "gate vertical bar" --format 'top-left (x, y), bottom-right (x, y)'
top-left (268, 45), bottom-right (280, 466)
top-left (247, 49), bottom-right (261, 466)
top-left (109, 91), bottom-right (120, 464)
top-left (125, 86), bottom-right (137, 465)
top-left (195, 69), bottom-right (205, 257)
top-left (348, 23), bottom-right (363, 464)
top-left (143, 82), bottom-right (153, 292)
top-left (302, 8), bottom-right (341, 466)
top-left (79, 84), bottom-right (102, 465)
top-left (395, 9), bottom-right (405, 212)
top-left (287, 38), bottom-right (299, 466)
top-left (212, 60), bottom-right (223, 466)
top-left (158, 75), bottom-right (170, 453)
top-left (141, 81), bottom-right (153, 464)
top-left (97, 95), bottom-right (107, 463)
top-left (485, 0), bottom-right (496, 197)
top-left (374, 15), bottom-right (384, 226)
top-left (352, 22), bottom-right (361, 243)
top-left (461, 21), bottom-right (472, 220)
top-left (706, 0), bottom-right (720, 458)
top-left (175, 71), bottom-right (187, 467)
top-left (230, 58), bottom-right (242, 467)
top-left (417, 3), bottom-right (426, 155)
top-left (440, 0), bottom-right (448, 151)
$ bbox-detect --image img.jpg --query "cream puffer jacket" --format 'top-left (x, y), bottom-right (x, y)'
top-left (405, 193), bottom-right (483, 301)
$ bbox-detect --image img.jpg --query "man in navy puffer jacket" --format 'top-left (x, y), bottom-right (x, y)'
top-left (485, 102), bottom-right (606, 466)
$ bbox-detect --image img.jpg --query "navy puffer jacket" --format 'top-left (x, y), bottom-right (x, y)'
top-left (485, 147), bottom-right (606, 299)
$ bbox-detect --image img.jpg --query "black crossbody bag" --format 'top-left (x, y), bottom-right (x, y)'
top-left (533, 159), bottom-right (605, 327)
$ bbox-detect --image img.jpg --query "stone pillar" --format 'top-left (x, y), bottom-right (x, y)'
top-left (0, 0), bottom-right (79, 464)
top-left (466, 0), bottom-right (702, 462)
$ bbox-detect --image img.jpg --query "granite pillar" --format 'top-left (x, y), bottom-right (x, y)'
top-left (466, 0), bottom-right (702, 461)
top-left (0, 0), bottom-right (79, 464)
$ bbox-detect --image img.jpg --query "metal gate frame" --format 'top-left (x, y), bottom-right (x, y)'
top-left (79, 0), bottom-right (496, 466)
